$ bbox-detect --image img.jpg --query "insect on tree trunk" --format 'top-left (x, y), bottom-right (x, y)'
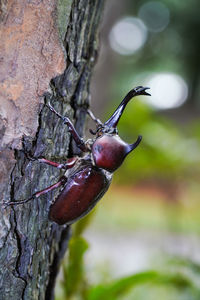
top-left (0, 0), bottom-right (105, 299)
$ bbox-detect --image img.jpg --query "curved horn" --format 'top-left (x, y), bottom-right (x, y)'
top-left (126, 135), bottom-right (142, 154)
top-left (104, 86), bottom-right (150, 128)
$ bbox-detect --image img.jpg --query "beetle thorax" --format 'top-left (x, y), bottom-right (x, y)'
top-left (91, 134), bottom-right (129, 172)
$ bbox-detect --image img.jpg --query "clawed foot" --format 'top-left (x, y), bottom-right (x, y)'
top-left (3, 201), bottom-right (11, 209)
top-left (3, 195), bottom-right (35, 208)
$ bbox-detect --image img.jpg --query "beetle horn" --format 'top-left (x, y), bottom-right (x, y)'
top-left (104, 86), bottom-right (150, 128)
top-left (126, 135), bottom-right (142, 154)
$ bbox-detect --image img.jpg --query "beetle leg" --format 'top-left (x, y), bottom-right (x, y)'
top-left (26, 154), bottom-right (78, 170)
top-left (4, 177), bottom-right (67, 207)
top-left (87, 109), bottom-right (102, 126)
top-left (87, 109), bottom-right (103, 135)
top-left (47, 103), bottom-right (89, 152)
top-left (38, 156), bottom-right (78, 169)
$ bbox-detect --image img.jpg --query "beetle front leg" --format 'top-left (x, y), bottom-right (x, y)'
top-left (87, 109), bottom-right (104, 135)
top-left (47, 103), bottom-right (89, 152)
top-left (87, 109), bottom-right (102, 126)
top-left (4, 177), bottom-right (67, 207)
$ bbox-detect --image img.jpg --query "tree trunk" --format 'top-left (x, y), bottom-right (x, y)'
top-left (0, 0), bottom-right (104, 299)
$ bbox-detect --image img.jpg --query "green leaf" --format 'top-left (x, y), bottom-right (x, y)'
top-left (86, 271), bottom-right (159, 300)
top-left (62, 236), bottom-right (89, 298)
top-left (86, 270), bottom-right (199, 300)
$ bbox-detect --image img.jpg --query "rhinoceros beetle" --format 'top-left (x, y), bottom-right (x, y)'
top-left (5, 86), bottom-right (150, 225)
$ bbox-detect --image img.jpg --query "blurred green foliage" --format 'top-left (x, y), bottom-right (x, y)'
top-left (55, 213), bottom-right (200, 300)
top-left (90, 184), bottom-right (200, 234)
top-left (103, 0), bottom-right (200, 184)
top-left (108, 99), bottom-right (200, 184)
top-left (55, 0), bottom-right (200, 299)
top-left (111, 0), bottom-right (200, 106)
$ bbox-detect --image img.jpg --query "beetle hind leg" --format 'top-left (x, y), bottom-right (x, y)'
top-left (3, 177), bottom-right (67, 207)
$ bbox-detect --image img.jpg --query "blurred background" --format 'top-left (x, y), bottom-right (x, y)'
top-left (56, 0), bottom-right (200, 299)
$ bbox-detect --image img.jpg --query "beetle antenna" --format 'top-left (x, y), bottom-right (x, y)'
top-left (104, 86), bottom-right (150, 128)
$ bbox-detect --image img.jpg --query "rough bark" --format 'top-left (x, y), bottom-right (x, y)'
top-left (0, 0), bottom-right (104, 299)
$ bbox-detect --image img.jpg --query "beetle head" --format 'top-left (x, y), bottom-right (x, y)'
top-left (91, 86), bottom-right (150, 172)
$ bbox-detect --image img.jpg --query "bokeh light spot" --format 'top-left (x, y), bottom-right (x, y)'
top-left (144, 73), bottom-right (188, 109)
top-left (138, 1), bottom-right (170, 32)
top-left (109, 17), bottom-right (147, 55)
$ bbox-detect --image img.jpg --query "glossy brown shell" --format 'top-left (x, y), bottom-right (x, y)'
top-left (49, 165), bottom-right (111, 225)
